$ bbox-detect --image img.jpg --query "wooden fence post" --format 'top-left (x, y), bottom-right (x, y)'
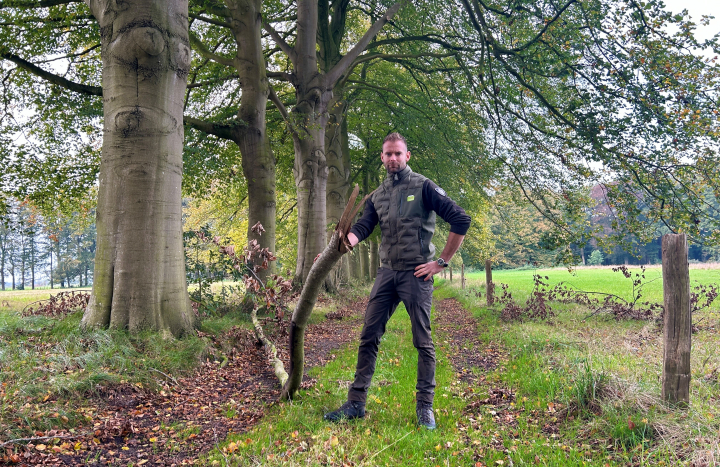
top-left (661, 233), bottom-right (691, 406)
top-left (485, 260), bottom-right (493, 306)
top-left (449, 266), bottom-right (452, 283)
top-left (461, 264), bottom-right (465, 289)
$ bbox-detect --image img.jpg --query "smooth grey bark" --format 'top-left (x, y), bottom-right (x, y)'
top-left (348, 246), bottom-right (361, 280)
top-left (81, 0), bottom-right (195, 337)
top-left (0, 228), bottom-right (6, 291)
top-left (265, 0), bottom-right (402, 286)
top-left (230, 0), bottom-right (276, 279)
top-left (319, 0), bottom-right (352, 291)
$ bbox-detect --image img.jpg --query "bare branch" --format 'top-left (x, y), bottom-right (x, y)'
top-left (325, 1), bottom-right (403, 85)
top-left (0, 433), bottom-right (87, 448)
top-left (1, 50), bottom-right (102, 96)
top-left (0, 0), bottom-right (77, 8)
top-left (188, 31), bottom-right (235, 68)
top-left (32, 44), bottom-right (100, 64)
top-left (268, 84), bottom-right (298, 139)
top-left (189, 12), bottom-right (231, 28)
top-left (183, 115), bottom-right (242, 140)
top-left (187, 74), bottom-right (238, 89)
top-left (367, 34), bottom-right (474, 52)
top-left (262, 20), bottom-right (297, 65)
top-left (351, 51), bottom-right (455, 68)
top-left (267, 71), bottom-right (292, 81)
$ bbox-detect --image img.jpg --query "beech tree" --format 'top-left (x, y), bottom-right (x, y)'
top-left (78, 0), bottom-right (195, 335)
top-left (2, 0), bottom-right (196, 335)
top-left (182, 0), bottom-right (278, 280)
top-left (263, 0), bottom-right (404, 285)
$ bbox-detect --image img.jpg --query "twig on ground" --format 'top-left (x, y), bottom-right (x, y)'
top-left (149, 368), bottom-right (179, 387)
top-left (213, 428), bottom-right (229, 467)
top-left (363, 431), bottom-right (411, 465)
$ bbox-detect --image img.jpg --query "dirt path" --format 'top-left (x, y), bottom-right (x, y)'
top-left (434, 297), bottom-right (501, 381)
top-left (3, 299), bottom-right (367, 466)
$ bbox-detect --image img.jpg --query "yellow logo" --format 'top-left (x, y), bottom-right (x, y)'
top-left (407, 195), bottom-right (415, 201)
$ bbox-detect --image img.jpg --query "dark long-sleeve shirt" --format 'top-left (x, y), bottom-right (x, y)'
top-left (349, 178), bottom-right (471, 243)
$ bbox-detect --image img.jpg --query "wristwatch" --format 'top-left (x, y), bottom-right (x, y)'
top-left (437, 258), bottom-right (449, 268)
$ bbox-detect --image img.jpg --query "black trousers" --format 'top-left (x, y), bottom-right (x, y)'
top-left (347, 268), bottom-right (436, 404)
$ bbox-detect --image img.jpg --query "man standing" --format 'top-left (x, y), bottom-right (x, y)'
top-left (324, 132), bottom-right (471, 429)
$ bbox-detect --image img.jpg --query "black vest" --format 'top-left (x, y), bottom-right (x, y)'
top-left (371, 166), bottom-right (436, 270)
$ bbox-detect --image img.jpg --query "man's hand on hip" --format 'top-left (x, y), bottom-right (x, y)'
top-left (414, 261), bottom-right (443, 281)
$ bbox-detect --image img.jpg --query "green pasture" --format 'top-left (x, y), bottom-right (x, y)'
top-left (463, 266), bottom-right (720, 311)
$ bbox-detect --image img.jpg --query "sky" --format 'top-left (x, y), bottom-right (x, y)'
top-left (660, 0), bottom-right (720, 44)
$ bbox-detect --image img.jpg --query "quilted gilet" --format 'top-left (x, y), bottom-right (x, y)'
top-left (371, 166), bottom-right (436, 270)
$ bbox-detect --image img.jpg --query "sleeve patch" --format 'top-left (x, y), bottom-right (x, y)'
top-left (435, 187), bottom-right (447, 196)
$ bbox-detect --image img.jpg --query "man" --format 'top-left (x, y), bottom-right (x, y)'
top-left (324, 132), bottom-right (471, 429)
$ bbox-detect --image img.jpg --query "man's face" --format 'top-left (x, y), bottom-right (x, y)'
top-left (381, 139), bottom-right (411, 173)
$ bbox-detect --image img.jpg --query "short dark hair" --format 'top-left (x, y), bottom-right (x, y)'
top-left (383, 132), bottom-right (407, 147)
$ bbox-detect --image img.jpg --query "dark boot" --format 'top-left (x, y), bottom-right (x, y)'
top-left (324, 400), bottom-right (366, 422)
top-left (416, 400), bottom-right (436, 430)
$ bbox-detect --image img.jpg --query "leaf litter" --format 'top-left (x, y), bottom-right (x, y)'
top-left (1, 297), bottom-right (367, 466)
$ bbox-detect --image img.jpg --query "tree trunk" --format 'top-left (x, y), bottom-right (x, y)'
top-left (358, 242), bottom-right (369, 281)
top-left (348, 247), bottom-right (361, 280)
top-left (82, 0), bottom-right (195, 337)
top-left (229, 0), bottom-right (276, 281)
top-left (30, 236), bottom-right (35, 290)
top-left (0, 243), bottom-right (5, 291)
top-left (486, 259), bottom-right (494, 306)
top-left (55, 239), bottom-right (62, 288)
top-left (324, 86), bottom-right (351, 291)
top-left (64, 236), bottom-right (70, 288)
top-left (369, 239), bottom-right (378, 279)
top-left (292, 107), bottom-right (330, 285)
top-left (20, 234), bottom-right (26, 289)
top-left (282, 186), bottom-right (366, 399)
top-left (275, 0), bottom-right (400, 286)
top-left (49, 248), bottom-right (53, 289)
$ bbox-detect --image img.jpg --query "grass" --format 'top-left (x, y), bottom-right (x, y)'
top-left (198, 267), bottom-right (720, 466)
top-left (462, 266), bottom-right (720, 308)
top-left (2, 267), bottom-right (718, 465)
top-left (0, 287), bottom-right (249, 441)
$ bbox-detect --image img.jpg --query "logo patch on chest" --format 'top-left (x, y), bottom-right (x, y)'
top-left (407, 195), bottom-right (415, 202)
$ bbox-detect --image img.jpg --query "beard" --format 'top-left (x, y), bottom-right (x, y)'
top-left (384, 162), bottom-right (406, 173)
